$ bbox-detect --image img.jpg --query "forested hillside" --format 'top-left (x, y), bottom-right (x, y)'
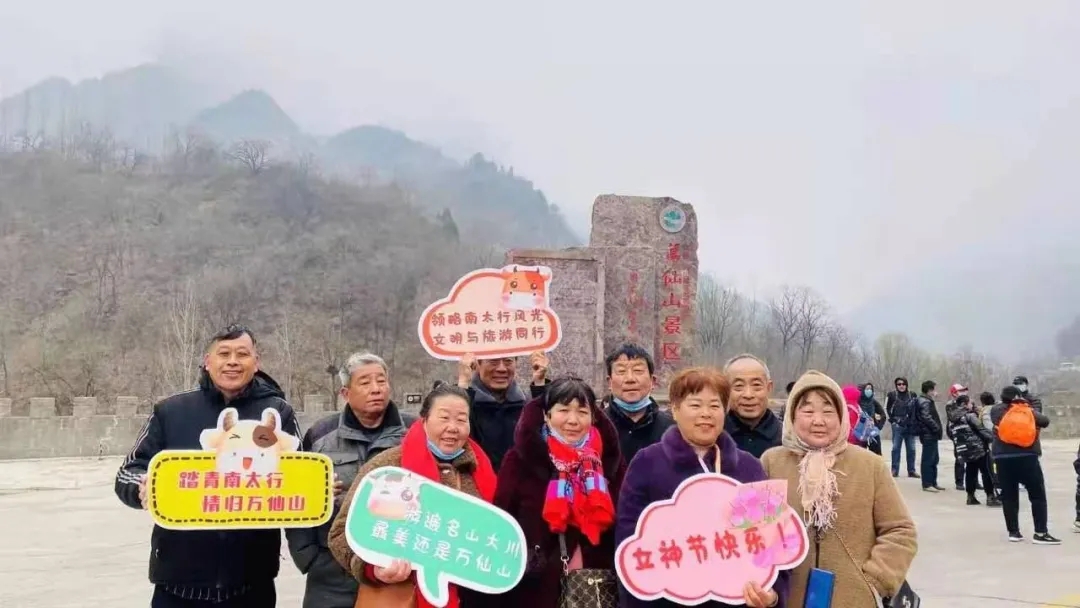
top-left (0, 63), bottom-right (581, 250)
top-left (0, 142), bottom-right (494, 411)
top-left (0, 140), bottom-right (1020, 412)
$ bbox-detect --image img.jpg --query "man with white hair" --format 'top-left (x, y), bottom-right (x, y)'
top-left (286, 352), bottom-right (416, 608)
top-left (722, 354), bottom-right (783, 458)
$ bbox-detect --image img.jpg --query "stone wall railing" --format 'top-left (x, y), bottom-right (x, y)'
top-left (1, 395), bottom-right (1077, 461)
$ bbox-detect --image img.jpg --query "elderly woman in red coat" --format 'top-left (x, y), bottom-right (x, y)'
top-left (486, 375), bottom-right (626, 608)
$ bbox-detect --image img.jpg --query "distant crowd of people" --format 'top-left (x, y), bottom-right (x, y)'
top-left (875, 374), bottom-right (1069, 544)
top-left (113, 322), bottom-right (1074, 607)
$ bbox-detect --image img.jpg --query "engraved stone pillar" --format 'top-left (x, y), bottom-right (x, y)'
top-left (590, 195), bottom-right (698, 387)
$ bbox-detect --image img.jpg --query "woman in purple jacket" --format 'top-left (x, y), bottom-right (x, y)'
top-left (615, 366), bottom-right (788, 608)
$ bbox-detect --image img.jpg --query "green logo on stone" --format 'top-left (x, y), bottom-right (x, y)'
top-left (344, 466), bottom-right (527, 607)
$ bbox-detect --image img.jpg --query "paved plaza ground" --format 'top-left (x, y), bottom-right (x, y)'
top-left (2, 440), bottom-right (1079, 607)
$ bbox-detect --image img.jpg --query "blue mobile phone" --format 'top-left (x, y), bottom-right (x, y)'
top-left (804, 568), bottom-right (836, 608)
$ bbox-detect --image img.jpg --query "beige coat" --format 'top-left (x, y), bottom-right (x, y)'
top-left (761, 371), bottom-right (918, 607)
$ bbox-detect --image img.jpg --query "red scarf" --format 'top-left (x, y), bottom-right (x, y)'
top-left (398, 421), bottom-right (497, 608)
top-left (540, 426), bottom-right (615, 545)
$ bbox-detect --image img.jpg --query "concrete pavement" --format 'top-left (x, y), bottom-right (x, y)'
top-left (2, 440), bottom-right (1079, 607)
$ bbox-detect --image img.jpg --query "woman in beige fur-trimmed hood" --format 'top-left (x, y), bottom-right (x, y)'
top-left (761, 370), bottom-right (917, 607)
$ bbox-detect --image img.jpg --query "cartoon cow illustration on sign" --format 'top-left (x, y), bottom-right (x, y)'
top-left (500, 265), bottom-right (552, 310)
top-left (199, 407), bottom-right (300, 475)
top-left (366, 470), bottom-right (423, 521)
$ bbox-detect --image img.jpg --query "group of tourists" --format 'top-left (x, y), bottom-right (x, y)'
top-left (880, 374), bottom-right (1070, 545)
top-left (116, 324), bottom-right (925, 607)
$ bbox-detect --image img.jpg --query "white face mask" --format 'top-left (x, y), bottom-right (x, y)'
top-left (1015, 383), bottom-right (1028, 393)
top-left (505, 292), bottom-right (538, 309)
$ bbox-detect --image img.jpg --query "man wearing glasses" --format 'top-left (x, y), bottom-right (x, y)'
top-left (456, 351), bottom-right (551, 471)
top-left (886, 376), bottom-right (920, 478)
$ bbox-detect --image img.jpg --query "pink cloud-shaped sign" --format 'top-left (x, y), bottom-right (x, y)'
top-left (616, 474), bottom-right (809, 606)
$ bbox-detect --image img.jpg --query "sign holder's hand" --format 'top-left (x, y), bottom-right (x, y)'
top-left (373, 559), bottom-right (413, 584)
top-left (743, 581), bottom-right (778, 608)
top-left (138, 474), bottom-right (149, 510)
top-left (457, 353), bottom-right (476, 388)
top-left (529, 351), bottom-right (549, 385)
top-left (333, 474), bottom-right (345, 497)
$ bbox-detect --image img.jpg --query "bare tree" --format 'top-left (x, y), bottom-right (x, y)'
top-left (73, 122), bottom-right (116, 172)
top-left (160, 280), bottom-right (203, 393)
top-left (769, 287), bottom-right (803, 371)
top-left (273, 305), bottom-right (295, 401)
top-left (696, 274), bottom-right (742, 361)
top-left (795, 287), bottom-right (829, 372)
top-left (227, 139), bottom-right (272, 175)
top-left (821, 323), bottom-right (855, 373)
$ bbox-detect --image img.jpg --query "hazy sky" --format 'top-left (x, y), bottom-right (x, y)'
top-left (3, 0), bottom-right (1080, 314)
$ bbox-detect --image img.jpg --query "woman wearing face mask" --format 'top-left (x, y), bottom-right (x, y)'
top-left (490, 375), bottom-right (625, 608)
top-left (858, 383), bottom-right (887, 455)
top-left (615, 367), bottom-right (789, 608)
top-left (761, 371), bottom-right (917, 607)
top-left (328, 384), bottom-right (497, 608)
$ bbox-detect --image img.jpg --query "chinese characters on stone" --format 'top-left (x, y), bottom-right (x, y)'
top-left (429, 309), bottom-right (549, 347)
top-left (659, 242), bottom-right (689, 363)
top-left (177, 470), bottom-right (307, 514)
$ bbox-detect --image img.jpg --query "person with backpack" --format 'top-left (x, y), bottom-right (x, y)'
top-left (913, 380), bottom-right (945, 492)
top-left (948, 394), bottom-right (1001, 507)
top-left (843, 384), bottom-right (881, 448)
top-left (979, 391), bottom-right (1001, 490)
top-left (990, 385), bottom-right (1060, 544)
top-left (946, 383), bottom-right (971, 490)
top-left (858, 382), bottom-right (887, 455)
top-left (886, 377), bottom-right (920, 478)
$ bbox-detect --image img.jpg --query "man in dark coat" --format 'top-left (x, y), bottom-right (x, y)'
top-left (115, 325), bottom-right (302, 608)
top-left (913, 380), bottom-right (945, 492)
top-left (600, 343), bottom-right (674, 465)
top-left (722, 354), bottom-right (782, 458)
top-left (456, 350), bottom-right (550, 471)
top-left (886, 377), bottom-right (920, 478)
top-left (286, 352), bottom-right (416, 608)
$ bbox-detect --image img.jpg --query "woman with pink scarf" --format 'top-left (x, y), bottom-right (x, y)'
top-left (761, 371), bottom-right (918, 607)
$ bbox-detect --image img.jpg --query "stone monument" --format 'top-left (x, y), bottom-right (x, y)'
top-left (507, 195), bottom-right (698, 391)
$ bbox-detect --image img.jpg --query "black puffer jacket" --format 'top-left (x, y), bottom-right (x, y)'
top-left (115, 369), bottom-right (302, 589)
top-left (914, 394), bottom-right (943, 441)
top-left (948, 408), bottom-right (992, 462)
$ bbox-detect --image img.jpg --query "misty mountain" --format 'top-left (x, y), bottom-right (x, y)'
top-left (190, 89), bottom-right (304, 146)
top-left (0, 63), bottom-right (581, 249)
top-left (847, 231), bottom-right (1080, 362)
top-left (0, 64), bottom-right (215, 148)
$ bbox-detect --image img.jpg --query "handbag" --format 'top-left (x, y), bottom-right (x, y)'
top-left (830, 528), bottom-right (921, 608)
top-left (354, 581), bottom-right (417, 608)
top-left (557, 534), bottom-right (618, 608)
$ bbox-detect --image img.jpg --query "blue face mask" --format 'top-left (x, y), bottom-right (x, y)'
top-left (544, 425), bottom-right (589, 449)
top-left (427, 438), bottom-right (465, 461)
top-left (613, 396), bottom-right (651, 413)
top-left (863, 388), bottom-right (873, 398)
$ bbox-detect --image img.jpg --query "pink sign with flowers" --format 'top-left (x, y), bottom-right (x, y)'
top-left (615, 475), bottom-right (809, 606)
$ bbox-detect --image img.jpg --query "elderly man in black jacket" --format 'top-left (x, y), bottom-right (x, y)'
top-left (287, 352), bottom-right (417, 608)
top-left (914, 380), bottom-right (945, 493)
top-left (600, 343), bottom-right (674, 464)
top-left (723, 353), bottom-right (783, 458)
top-left (115, 325), bottom-right (303, 608)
